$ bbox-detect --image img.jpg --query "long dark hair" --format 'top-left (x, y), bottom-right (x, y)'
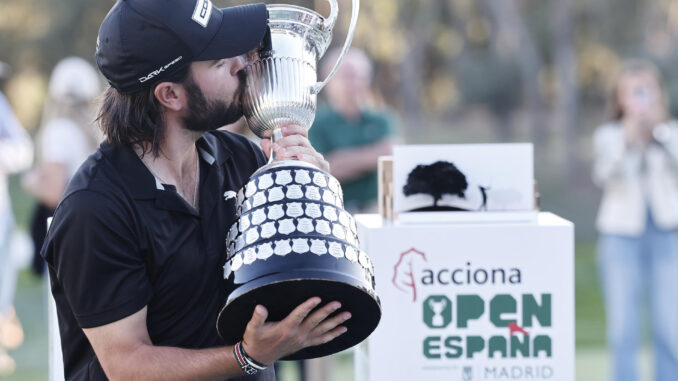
top-left (96, 66), bottom-right (190, 157)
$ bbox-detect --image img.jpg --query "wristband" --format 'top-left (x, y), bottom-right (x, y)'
top-left (233, 341), bottom-right (267, 375)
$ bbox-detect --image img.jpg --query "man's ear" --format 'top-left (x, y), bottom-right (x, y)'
top-left (154, 82), bottom-right (185, 112)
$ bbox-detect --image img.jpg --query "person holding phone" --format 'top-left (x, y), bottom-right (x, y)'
top-left (593, 60), bottom-right (678, 381)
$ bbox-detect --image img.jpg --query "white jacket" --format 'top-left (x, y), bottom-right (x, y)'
top-left (593, 121), bottom-right (678, 236)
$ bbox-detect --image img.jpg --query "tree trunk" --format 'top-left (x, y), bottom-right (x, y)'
top-left (482, 0), bottom-right (548, 146)
top-left (598, 0), bottom-right (644, 52)
top-left (551, 0), bottom-right (579, 180)
top-left (399, 0), bottom-right (442, 129)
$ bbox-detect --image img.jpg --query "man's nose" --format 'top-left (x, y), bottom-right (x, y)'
top-left (231, 55), bottom-right (248, 75)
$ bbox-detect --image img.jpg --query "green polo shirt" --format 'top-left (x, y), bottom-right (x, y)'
top-left (309, 103), bottom-right (396, 211)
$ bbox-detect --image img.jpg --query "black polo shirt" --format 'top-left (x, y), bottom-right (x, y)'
top-left (42, 130), bottom-right (275, 381)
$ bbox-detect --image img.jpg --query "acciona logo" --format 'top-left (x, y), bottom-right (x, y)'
top-left (392, 247), bottom-right (523, 303)
top-left (392, 248), bottom-right (427, 302)
top-left (192, 0), bottom-right (213, 28)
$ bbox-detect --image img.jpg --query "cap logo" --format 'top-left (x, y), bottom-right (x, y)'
top-left (139, 56), bottom-right (183, 83)
top-left (192, 0), bottom-right (213, 28)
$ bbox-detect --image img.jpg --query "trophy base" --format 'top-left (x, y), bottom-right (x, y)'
top-left (217, 270), bottom-right (381, 360)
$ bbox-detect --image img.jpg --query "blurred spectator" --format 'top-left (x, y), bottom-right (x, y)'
top-left (0, 61), bottom-right (33, 375)
top-left (593, 60), bottom-right (678, 381)
top-left (22, 57), bottom-right (102, 276)
top-left (309, 48), bottom-right (398, 213)
top-left (219, 117), bottom-right (258, 140)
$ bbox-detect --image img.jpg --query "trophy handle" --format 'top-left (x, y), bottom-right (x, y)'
top-left (311, 0), bottom-right (360, 95)
top-left (322, 0), bottom-right (339, 31)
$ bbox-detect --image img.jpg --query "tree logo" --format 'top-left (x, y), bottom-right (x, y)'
top-left (392, 247), bottom-right (427, 302)
top-left (423, 295), bottom-right (452, 328)
top-left (403, 161), bottom-right (468, 211)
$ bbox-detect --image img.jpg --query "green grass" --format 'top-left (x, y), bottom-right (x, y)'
top-left (0, 271), bottom-right (48, 381)
top-left (575, 242), bottom-right (606, 348)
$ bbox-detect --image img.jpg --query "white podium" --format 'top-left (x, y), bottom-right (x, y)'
top-left (356, 212), bottom-right (574, 381)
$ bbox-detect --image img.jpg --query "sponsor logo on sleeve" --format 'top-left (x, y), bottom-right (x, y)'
top-left (224, 191), bottom-right (237, 201)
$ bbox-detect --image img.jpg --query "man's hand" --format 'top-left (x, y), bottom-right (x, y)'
top-left (260, 124), bottom-right (330, 172)
top-left (81, 299), bottom-right (349, 379)
top-left (241, 297), bottom-right (351, 365)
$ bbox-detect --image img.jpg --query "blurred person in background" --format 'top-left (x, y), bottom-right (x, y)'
top-left (220, 116), bottom-right (257, 140)
top-left (309, 48), bottom-right (397, 213)
top-left (593, 60), bottom-right (678, 381)
top-left (22, 57), bottom-right (102, 276)
top-left (0, 61), bottom-right (34, 375)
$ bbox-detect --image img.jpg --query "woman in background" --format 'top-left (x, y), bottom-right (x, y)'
top-left (593, 60), bottom-right (678, 381)
top-left (22, 57), bottom-right (101, 275)
top-left (0, 61), bottom-right (33, 376)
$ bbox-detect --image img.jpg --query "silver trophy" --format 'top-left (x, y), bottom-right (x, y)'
top-left (218, 0), bottom-right (381, 360)
top-left (243, 0), bottom-right (359, 152)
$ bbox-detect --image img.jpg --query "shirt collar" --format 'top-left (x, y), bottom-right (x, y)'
top-left (198, 147), bottom-right (216, 165)
top-left (101, 131), bottom-right (232, 200)
top-left (154, 177), bottom-right (165, 190)
top-left (197, 131), bottom-right (232, 166)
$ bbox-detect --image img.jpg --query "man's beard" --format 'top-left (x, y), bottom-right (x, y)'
top-left (181, 70), bottom-right (247, 132)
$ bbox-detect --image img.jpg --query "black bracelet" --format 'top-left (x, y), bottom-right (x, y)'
top-left (233, 341), bottom-right (267, 375)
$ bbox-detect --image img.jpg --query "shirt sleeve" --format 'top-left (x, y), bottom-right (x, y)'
top-left (43, 190), bottom-right (152, 328)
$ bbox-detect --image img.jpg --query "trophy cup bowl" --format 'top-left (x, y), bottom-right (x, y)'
top-left (216, 0), bottom-right (382, 360)
top-left (243, 5), bottom-right (327, 139)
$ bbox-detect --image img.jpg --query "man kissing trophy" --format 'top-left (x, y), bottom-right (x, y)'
top-left (218, 0), bottom-right (382, 360)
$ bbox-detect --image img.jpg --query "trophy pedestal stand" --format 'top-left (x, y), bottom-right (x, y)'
top-left (354, 213), bottom-right (575, 381)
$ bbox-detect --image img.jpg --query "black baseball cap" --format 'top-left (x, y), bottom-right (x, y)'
top-left (96, 0), bottom-right (268, 94)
